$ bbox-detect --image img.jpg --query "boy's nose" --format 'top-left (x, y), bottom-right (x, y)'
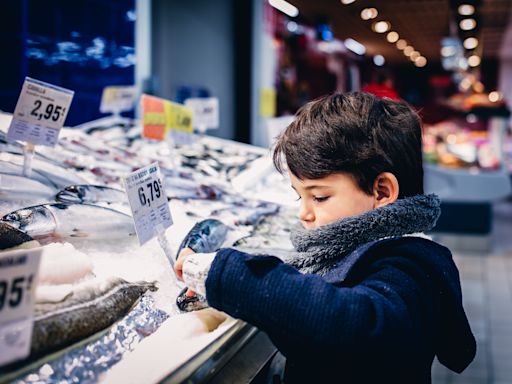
top-left (299, 202), bottom-right (314, 224)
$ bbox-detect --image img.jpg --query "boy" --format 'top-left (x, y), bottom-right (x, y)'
top-left (175, 92), bottom-right (476, 383)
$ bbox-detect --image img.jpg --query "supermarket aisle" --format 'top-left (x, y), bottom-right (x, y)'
top-left (432, 201), bottom-right (512, 384)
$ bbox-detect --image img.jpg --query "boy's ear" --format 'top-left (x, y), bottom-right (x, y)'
top-left (372, 172), bottom-right (399, 208)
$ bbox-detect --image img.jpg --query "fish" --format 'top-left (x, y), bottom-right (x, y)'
top-left (0, 173), bottom-right (57, 202)
top-left (176, 286), bottom-right (209, 312)
top-left (0, 160), bottom-right (59, 189)
top-left (175, 218), bottom-right (229, 259)
top-left (0, 153), bottom-right (88, 188)
top-left (0, 222), bottom-right (40, 251)
top-left (0, 277), bottom-right (157, 371)
top-left (175, 219), bottom-right (229, 312)
top-left (1, 203), bottom-right (136, 243)
top-left (56, 185), bottom-right (128, 204)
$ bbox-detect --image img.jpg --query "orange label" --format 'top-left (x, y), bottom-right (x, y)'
top-left (141, 94), bottom-right (167, 140)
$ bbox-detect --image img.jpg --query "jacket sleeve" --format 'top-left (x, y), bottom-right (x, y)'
top-left (205, 247), bottom-right (430, 356)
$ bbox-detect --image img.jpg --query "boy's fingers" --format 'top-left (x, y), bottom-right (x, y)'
top-left (185, 288), bottom-right (196, 297)
top-left (174, 247), bottom-right (196, 280)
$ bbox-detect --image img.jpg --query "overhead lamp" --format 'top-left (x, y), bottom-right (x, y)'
top-left (403, 46), bottom-right (414, 56)
top-left (441, 46), bottom-right (457, 56)
top-left (463, 37), bottom-right (478, 49)
top-left (488, 91), bottom-right (501, 103)
top-left (410, 51), bottom-right (421, 60)
top-left (344, 38), bottom-right (366, 55)
top-left (341, 0), bottom-right (356, 4)
top-left (361, 8), bottom-right (378, 20)
top-left (396, 39), bottom-right (407, 50)
top-left (459, 18), bottom-right (476, 31)
top-left (373, 55), bottom-right (385, 66)
top-left (473, 82), bottom-right (484, 93)
top-left (386, 31), bottom-right (399, 43)
top-left (468, 55), bottom-right (481, 67)
top-left (414, 56), bottom-right (427, 67)
top-left (268, 0), bottom-right (299, 18)
top-left (373, 21), bottom-right (390, 33)
top-left (458, 4), bottom-right (475, 16)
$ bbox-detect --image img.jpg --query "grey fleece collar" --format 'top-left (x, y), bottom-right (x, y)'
top-left (282, 194), bottom-right (441, 275)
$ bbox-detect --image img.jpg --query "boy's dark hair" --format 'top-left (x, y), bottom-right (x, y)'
top-left (273, 92), bottom-right (423, 198)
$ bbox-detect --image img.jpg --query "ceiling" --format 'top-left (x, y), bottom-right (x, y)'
top-left (290, 0), bottom-right (512, 64)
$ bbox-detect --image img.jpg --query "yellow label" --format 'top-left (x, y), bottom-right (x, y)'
top-left (164, 102), bottom-right (193, 133)
top-left (260, 88), bottom-right (276, 117)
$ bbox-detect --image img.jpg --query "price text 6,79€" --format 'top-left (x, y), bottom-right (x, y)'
top-left (138, 179), bottom-right (163, 207)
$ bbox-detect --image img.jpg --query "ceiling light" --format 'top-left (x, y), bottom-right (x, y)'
top-left (373, 55), bottom-right (385, 66)
top-left (489, 91), bottom-right (501, 102)
top-left (458, 4), bottom-right (475, 16)
top-left (386, 31), bottom-right (399, 43)
top-left (415, 56), bottom-right (427, 67)
top-left (468, 55), bottom-right (481, 67)
top-left (341, 0), bottom-right (356, 4)
top-left (344, 38), bottom-right (366, 55)
top-left (360, 8), bottom-right (378, 20)
top-left (373, 21), bottom-right (390, 33)
top-left (396, 39), bottom-right (407, 50)
top-left (268, 0), bottom-right (299, 18)
top-left (459, 18), bottom-right (476, 31)
top-left (441, 46), bottom-right (456, 56)
top-left (463, 37), bottom-right (478, 49)
top-left (403, 46), bottom-right (414, 56)
top-left (410, 51), bottom-right (421, 60)
top-left (473, 82), bottom-right (484, 93)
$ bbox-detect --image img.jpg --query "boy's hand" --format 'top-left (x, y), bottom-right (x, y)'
top-left (175, 247), bottom-right (196, 280)
top-left (175, 247), bottom-right (197, 297)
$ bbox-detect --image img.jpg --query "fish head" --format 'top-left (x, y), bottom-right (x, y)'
top-left (1, 205), bottom-right (56, 238)
top-left (56, 185), bottom-right (87, 203)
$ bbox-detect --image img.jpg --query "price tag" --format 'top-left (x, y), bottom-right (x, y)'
top-left (184, 97), bottom-right (219, 131)
top-left (141, 94), bottom-right (193, 145)
top-left (100, 85), bottom-right (137, 114)
top-left (123, 163), bottom-right (173, 245)
top-left (0, 247), bottom-right (42, 366)
top-left (7, 77), bottom-right (74, 147)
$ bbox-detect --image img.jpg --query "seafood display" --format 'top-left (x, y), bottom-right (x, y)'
top-left (0, 113), bottom-right (292, 382)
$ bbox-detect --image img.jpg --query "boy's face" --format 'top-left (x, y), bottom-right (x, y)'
top-left (290, 172), bottom-right (375, 229)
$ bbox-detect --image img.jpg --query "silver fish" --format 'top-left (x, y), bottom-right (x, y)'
top-left (0, 173), bottom-right (57, 202)
top-left (4, 278), bottom-right (157, 368)
top-left (0, 160), bottom-right (59, 189)
top-left (0, 153), bottom-right (88, 189)
top-left (1, 203), bottom-right (136, 242)
top-left (56, 185), bottom-right (127, 204)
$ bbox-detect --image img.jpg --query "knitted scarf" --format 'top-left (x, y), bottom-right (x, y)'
top-left (279, 194), bottom-right (441, 275)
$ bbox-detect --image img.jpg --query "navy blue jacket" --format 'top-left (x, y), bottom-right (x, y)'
top-left (205, 237), bottom-right (476, 383)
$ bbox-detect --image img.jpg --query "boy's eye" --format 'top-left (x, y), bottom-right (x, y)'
top-left (313, 196), bottom-right (329, 203)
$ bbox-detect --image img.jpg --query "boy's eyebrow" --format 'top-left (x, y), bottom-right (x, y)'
top-left (291, 185), bottom-right (332, 191)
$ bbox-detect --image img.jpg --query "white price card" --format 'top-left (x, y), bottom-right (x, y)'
top-left (0, 247), bottom-right (42, 366)
top-left (123, 163), bottom-right (173, 245)
top-left (184, 97), bottom-right (219, 130)
top-left (100, 85), bottom-right (137, 114)
top-left (7, 77), bottom-right (74, 147)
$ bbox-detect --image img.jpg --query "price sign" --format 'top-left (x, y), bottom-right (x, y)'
top-left (100, 85), bottom-right (137, 114)
top-left (260, 88), bottom-right (276, 118)
top-left (123, 163), bottom-right (173, 245)
top-left (7, 77), bottom-right (74, 147)
top-left (0, 247), bottom-right (42, 366)
top-left (184, 97), bottom-right (219, 131)
top-left (141, 94), bottom-right (193, 145)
